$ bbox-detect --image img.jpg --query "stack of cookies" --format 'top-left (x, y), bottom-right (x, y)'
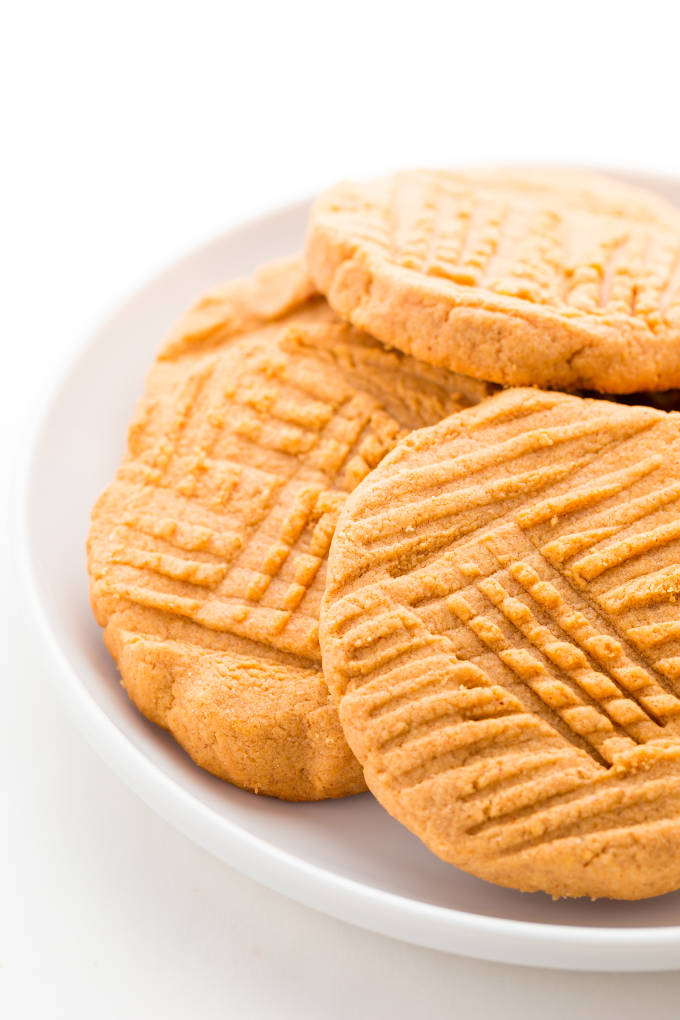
top-left (88, 168), bottom-right (680, 900)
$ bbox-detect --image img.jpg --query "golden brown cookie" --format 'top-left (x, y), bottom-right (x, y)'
top-left (306, 168), bottom-right (680, 393)
top-left (321, 388), bottom-right (680, 894)
top-left (87, 256), bottom-right (493, 801)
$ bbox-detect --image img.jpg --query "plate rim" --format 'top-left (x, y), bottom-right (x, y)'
top-left (16, 181), bottom-right (680, 971)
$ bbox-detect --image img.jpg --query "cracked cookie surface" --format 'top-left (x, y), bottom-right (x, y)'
top-left (321, 388), bottom-right (680, 893)
top-left (306, 168), bottom-right (680, 393)
top-left (87, 255), bottom-right (493, 800)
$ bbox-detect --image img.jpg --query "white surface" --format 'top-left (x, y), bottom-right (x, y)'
top-left (19, 184), bottom-right (680, 974)
top-left (3, 0), bottom-right (680, 1014)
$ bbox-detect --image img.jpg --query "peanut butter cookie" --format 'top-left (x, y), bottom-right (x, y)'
top-left (306, 168), bottom-right (680, 393)
top-left (321, 388), bottom-right (680, 894)
top-left (87, 256), bottom-right (492, 800)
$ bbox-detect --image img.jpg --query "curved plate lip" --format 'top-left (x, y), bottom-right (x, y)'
top-left (14, 175), bottom-right (680, 971)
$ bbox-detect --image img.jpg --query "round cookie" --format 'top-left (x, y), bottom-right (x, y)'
top-left (321, 388), bottom-right (680, 894)
top-left (306, 167), bottom-right (680, 393)
top-left (87, 255), bottom-right (493, 801)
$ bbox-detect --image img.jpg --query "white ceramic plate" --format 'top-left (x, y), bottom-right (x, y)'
top-left (18, 172), bottom-right (680, 972)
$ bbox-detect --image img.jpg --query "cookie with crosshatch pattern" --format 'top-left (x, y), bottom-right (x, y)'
top-left (87, 255), bottom-right (493, 800)
top-left (320, 387), bottom-right (680, 895)
top-left (306, 167), bottom-right (680, 393)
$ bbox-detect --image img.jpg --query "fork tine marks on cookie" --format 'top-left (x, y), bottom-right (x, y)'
top-left (321, 387), bottom-right (680, 897)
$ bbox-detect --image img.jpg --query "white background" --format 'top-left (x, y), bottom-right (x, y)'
top-left (3, 1), bottom-right (680, 1015)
